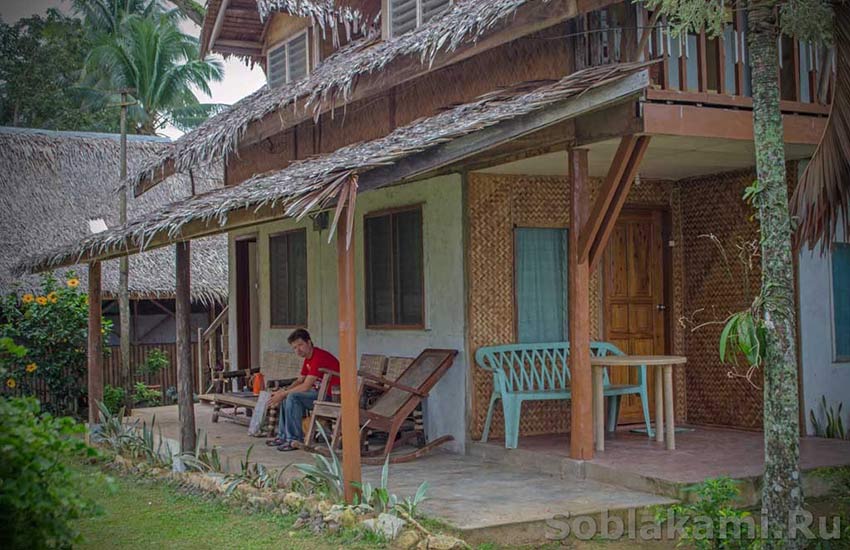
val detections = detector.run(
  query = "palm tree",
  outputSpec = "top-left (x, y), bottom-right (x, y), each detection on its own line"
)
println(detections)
top-left (71, 0), bottom-right (163, 37)
top-left (80, 13), bottom-right (225, 134)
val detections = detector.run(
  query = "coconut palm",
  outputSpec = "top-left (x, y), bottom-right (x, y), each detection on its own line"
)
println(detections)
top-left (80, 13), bottom-right (225, 134)
top-left (71, 0), bottom-right (165, 37)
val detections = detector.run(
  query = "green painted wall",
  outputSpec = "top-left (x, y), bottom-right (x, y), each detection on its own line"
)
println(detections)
top-left (227, 174), bottom-right (468, 452)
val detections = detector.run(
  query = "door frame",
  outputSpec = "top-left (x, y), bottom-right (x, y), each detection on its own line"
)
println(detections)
top-left (234, 235), bottom-right (258, 370)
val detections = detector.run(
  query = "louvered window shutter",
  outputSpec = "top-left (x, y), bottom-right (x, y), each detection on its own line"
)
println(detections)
top-left (267, 43), bottom-right (287, 88)
top-left (286, 32), bottom-right (308, 82)
top-left (421, 0), bottom-right (451, 23)
top-left (390, 0), bottom-right (417, 37)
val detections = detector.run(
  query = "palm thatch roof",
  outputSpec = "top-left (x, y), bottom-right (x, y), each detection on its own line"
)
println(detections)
top-left (1, 127), bottom-right (227, 304)
top-left (135, 0), bottom-right (557, 188)
top-left (791, 1), bottom-right (850, 250)
top-left (18, 62), bottom-right (651, 275)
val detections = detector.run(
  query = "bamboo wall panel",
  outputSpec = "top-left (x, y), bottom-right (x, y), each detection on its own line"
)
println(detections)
top-left (678, 169), bottom-right (763, 429)
top-left (103, 343), bottom-right (200, 399)
top-left (467, 172), bottom-right (685, 440)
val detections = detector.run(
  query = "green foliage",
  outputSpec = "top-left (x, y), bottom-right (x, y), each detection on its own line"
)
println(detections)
top-left (295, 425), bottom-right (345, 501)
top-left (639, 0), bottom-right (834, 43)
top-left (180, 431), bottom-right (223, 473)
top-left (1, 273), bottom-right (112, 418)
top-left (0, 10), bottom-right (119, 131)
top-left (719, 309), bottom-right (767, 369)
top-left (0, 397), bottom-right (102, 549)
top-left (223, 445), bottom-right (288, 493)
top-left (810, 396), bottom-right (848, 440)
top-left (79, 11), bottom-right (225, 134)
top-left (656, 477), bottom-right (760, 549)
top-left (102, 384), bottom-right (127, 415)
top-left (133, 382), bottom-right (162, 407)
top-left (138, 348), bottom-right (169, 376)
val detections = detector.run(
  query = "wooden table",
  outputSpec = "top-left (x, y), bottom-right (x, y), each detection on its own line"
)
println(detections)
top-left (589, 355), bottom-right (687, 451)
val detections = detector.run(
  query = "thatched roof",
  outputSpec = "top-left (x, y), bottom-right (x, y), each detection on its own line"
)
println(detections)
top-left (1, 127), bottom-right (227, 304)
top-left (135, 0), bottom-right (557, 188)
top-left (18, 62), bottom-right (650, 274)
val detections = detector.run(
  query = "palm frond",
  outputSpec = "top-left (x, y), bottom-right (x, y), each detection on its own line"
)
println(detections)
top-left (791, 2), bottom-right (850, 251)
top-left (169, 104), bottom-right (229, 132)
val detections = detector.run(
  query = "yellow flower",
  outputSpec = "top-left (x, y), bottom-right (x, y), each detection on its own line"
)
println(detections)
top-left (25, 363), bottom-right (37, 373)
top-left (47, 292), bottom-right (58, 303)
top-left (6, 378), bottom-right (16, 389)
top-left (67, 278), bottom-right (80, 288)
top-left (22, 293), bottom-right (34, 303)
top-left (36, 296), bottom-right (48, 306)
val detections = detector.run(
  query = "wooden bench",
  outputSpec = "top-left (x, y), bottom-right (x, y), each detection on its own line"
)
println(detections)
top-left (199, 351), bottom-right (303, 431)
top-left (474, 341), bottom-right (652, 449)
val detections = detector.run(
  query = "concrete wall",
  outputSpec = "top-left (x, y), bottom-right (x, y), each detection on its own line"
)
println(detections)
top-left (798, 215), bottom-right (850, 435)
top-left (227, 174), bottom-right (468, 452)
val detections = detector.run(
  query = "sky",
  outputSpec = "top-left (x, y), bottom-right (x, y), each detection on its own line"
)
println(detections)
top-left (0, 0), bottom-right (267, 139)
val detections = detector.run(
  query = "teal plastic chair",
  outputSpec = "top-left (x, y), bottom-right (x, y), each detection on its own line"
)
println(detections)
top-left (474, 341), bottom-right (652, 449)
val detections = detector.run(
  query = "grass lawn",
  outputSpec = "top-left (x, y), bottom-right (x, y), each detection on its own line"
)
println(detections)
top-left (73, 464), bottom-right (384, 550)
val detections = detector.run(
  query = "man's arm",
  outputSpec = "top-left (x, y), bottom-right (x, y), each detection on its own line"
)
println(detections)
top-left (269, 375), bottom-right (317, 406)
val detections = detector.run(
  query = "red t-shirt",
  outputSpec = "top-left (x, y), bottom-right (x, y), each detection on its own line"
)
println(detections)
top-left (301, 347), bottom-right (340, 394)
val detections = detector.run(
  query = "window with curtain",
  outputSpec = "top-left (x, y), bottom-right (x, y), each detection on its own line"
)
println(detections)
top-left (365, 206), bottom-right (424, 328)
top-left (269, 229), bottom-right (307, 327)
top-left (833, 242), bottom-right (850, 361)
top-left (514, 228), bottom-right (568, 343)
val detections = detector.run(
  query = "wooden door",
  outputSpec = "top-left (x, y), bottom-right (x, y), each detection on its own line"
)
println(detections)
top-left (603, 208), bottom-right (667, 424)
top-left (235, 238), bottom-right (257, 371)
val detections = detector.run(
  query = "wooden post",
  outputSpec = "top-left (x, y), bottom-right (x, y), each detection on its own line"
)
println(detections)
top-left (197, 327), bottom-right (203, 394)
top-left (175, 241), bottom-right (196, 452)
top-left (337, 208), bottom-right (362, 502)
top-left (569, 149), bottom-right (593, 460)
top-left (87, 261), bottom-right (103, 425)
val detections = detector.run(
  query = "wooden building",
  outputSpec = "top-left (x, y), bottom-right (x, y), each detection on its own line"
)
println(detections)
top-left (18, 0), bottom-right (843, 491)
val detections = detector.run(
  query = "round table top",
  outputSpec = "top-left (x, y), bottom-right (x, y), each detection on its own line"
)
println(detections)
top-left (590, 355), bottom-right (687, 366)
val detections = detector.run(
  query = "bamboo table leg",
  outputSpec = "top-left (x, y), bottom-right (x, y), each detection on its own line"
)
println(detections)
top-left (663, 364), bottom-right (675, 450)
top-left (594, 366), bottom-right (605, 451)
top-left (654, 364), bottom-right (664, 443)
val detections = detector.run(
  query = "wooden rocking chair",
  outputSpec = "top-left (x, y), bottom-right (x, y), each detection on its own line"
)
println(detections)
top-left (301, 348), bottom-right (458, 464)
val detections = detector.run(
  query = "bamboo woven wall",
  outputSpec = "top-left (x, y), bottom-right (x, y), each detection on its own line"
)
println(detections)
top-left (678, 169), bottom-right (764, 429)
top-left (467, 172), bottom-right (685, 440)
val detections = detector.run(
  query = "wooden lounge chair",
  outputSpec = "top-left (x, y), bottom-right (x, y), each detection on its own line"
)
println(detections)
top-left (302, 348), bottom-right (458, 464)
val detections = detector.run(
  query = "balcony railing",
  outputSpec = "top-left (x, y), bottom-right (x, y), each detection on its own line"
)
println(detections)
top-left (574, 2), bottom-right (833, 115)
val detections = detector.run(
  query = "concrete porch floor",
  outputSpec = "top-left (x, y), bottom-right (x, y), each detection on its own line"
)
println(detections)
top-left (131, 405), bottom-right (675, 543)
top-left (133, 404), bottom-right (672, 543)
top-left (469, 426), bottom-right (850, 504)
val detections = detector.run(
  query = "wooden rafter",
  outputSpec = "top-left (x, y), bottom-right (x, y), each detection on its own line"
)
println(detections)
top-left (587, 135), bottom-right (650, 271)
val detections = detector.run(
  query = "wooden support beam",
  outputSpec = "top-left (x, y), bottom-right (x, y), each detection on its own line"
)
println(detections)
top-left (150, 298), bottom-right (176, 318)
top-left (588, 135), bottom-right (651, 270)
top-left (175, 242), bottom-right (196, 453)
top-left (578, 135), bottom-right (638, 261)
top-left (87, 261), bottom-right (103, 425)
top-left (568, 148), bottom-right (593, 461)
top-left (336, 208), bottom-right (361, 503)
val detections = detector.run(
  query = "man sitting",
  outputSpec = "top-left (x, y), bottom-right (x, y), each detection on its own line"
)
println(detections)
top-left (266, 329), bottom-right (340, 451)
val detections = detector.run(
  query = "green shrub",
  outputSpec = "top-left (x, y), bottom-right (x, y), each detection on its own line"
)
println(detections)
top-left (133, 382), bottom-right (162, 407)
top-left (655, 477), bottom-right (760, 549)
top-left (0, 397), bottom-right (101, 549)
top-left (102, 385), bottom-right (126, 415)
top-left (1, 273), bottom-right (111, 418)
top-left (138, 348), bottom-right (169, 376)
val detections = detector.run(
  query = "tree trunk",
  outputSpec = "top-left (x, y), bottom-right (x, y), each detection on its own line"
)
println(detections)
top-left (747, 1), bottom-right (803, 545)
top-left (119, 92), bottom-right (132, 413)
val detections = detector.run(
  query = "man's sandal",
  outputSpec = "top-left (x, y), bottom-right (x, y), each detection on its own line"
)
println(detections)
top-left (265, 437), bottom-right (286, 447)
top-left (276, 441), bottom-right (298, 452)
